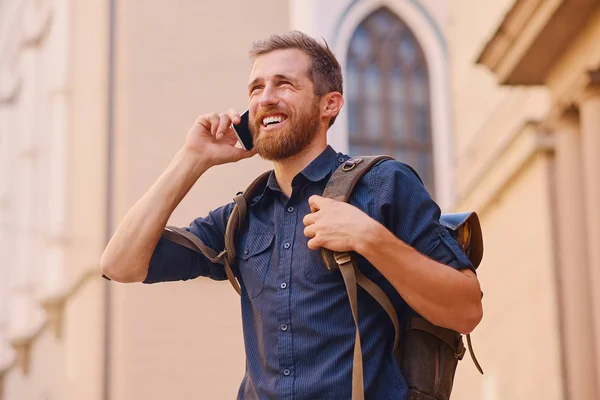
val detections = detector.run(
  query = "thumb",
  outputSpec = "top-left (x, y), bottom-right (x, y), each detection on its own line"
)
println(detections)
top-left (232, 146), bottom-right (257, 161)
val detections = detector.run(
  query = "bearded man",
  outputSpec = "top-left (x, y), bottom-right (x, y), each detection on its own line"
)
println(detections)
top-left (101, 31), bottom-right (482, 400)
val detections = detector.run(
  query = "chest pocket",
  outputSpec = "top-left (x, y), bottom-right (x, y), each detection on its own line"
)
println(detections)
top-left (237, 226), bottom-right (275, 298)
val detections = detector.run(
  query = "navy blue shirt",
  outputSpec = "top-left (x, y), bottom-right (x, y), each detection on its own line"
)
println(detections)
top-left (145, 146), bottom-right (474, 399)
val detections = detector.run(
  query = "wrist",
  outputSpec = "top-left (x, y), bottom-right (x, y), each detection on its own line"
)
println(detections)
top-left (355, 219), bottom-right (386, 256)
top-left (177, 147), bottom-right (212, 176)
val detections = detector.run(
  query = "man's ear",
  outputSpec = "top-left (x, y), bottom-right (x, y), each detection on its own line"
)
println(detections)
top-left (322, 92), bottom-right (344, 120)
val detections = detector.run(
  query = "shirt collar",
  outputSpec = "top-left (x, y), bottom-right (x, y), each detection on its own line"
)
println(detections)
top-left (299, 145), bottom-right (344, 183)
top-left (250, 145), bottom-right (349, 207)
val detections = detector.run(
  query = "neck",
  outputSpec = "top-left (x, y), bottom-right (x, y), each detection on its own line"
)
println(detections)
top-left (272, 135), bottom-right (327, 197)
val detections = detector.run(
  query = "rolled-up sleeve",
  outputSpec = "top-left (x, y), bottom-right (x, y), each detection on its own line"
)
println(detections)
top-left (372, 160), bottom-right (475, 272)
top-left (143, 202), bottom-right (235, 284)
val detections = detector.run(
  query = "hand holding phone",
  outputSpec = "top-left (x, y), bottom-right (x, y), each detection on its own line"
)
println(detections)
top-left (184, 109), bottom-right (255, 168)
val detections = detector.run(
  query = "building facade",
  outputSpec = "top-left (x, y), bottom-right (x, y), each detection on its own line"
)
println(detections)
top-left (0, 0), bottom-right (598, 399)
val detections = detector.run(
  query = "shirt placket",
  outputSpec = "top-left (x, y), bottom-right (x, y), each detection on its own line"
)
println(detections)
top-left (276, 198), bottom-right (298, 399)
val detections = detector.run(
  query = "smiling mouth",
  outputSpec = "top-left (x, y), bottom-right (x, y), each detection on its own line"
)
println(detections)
top-left (261, 114), bottom-right (288, 128)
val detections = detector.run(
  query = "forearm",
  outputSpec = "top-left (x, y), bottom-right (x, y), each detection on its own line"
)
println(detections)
top-left (356, 222), bottom-right (482, 334)
top-left (100, 148), bottom-right (211, 282)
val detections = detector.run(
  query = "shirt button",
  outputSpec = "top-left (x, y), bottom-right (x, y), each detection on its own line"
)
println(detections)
top-left (283, 369), bottom-right (291, 376)
top-left (284, 242), bottom-right (291, 249)
top-left (280, 324), bottom-right (288, 331)
top-left (280, 282), bottom-right (287, 289)
top-left (338, 157), bottom-right (345, 163)
top-left (287, 206), bottom-right (294, 213)
top-left (244, 248), bottom-right (249, 255)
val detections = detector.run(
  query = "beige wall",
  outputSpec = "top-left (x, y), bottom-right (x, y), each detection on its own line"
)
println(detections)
top-left (452, 153), bottom-right (563, 399)
top-left (108, 1), bottom-right (289, 399)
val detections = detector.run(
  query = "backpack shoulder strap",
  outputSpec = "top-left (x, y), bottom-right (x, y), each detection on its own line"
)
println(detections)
top-left (320, 155), bottom-right (393, 268)
top-left (222, 170), bottom-right (272, 295)
top-left (320, 155), bottom-right (397, 400)
top-left (161, 170), bottom-right (271, 296)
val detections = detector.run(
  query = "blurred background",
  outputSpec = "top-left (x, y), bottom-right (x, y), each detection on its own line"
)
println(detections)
top-left (1, 0), bottom-right (599, 399)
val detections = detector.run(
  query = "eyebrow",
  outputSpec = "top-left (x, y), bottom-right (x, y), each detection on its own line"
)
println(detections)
top-left (248, 74), bottom-right (298, 90)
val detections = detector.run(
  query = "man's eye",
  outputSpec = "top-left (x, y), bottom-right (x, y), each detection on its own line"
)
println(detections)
top-left (278, 81), bottom-right (291, 87)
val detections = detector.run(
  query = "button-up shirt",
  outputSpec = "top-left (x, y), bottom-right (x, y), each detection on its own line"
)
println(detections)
top-left (145, 146), bottom-right (474, 399)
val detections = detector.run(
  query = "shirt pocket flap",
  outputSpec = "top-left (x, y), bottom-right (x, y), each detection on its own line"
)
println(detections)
top-left (239, 220), bottom-right (275, 261)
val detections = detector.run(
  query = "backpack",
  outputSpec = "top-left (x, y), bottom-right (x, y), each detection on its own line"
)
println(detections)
top-left (163, 155), bottom-right (484, 400)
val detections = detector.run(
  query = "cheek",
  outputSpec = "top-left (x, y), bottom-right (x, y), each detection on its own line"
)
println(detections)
top-left (248, 98), bottom-right (259, 117)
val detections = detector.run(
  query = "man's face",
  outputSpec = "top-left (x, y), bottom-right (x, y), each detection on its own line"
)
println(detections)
top-left (248, 49), bottom-right (322, 161)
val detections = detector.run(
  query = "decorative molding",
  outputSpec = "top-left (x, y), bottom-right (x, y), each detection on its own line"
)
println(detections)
top-left (0, 80), bottom-right (22, 106)
top-left (580, 70), bottom-right (600, 101)
top-left (1, 268), bottom-right (98, 379)
top-left (477, 0), bottom-right (598, 85)
top-left (332, 0), bottom-right (446, 53)
top-left (456, 121), bottom-right (554, 215)
top-left (0, 369), bottom-right (5, 400)
top-left (22, 7), bottom-right (53, 49)
top-left (551, 68), bottom-right (600, 108)
top-left (40, 297), bottom-right (65, 339)
top-left (10, 335), bottom-right (33, 375)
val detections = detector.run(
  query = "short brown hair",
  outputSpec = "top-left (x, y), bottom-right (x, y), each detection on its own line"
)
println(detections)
top-left (249, 31), bottom-right (343, 127)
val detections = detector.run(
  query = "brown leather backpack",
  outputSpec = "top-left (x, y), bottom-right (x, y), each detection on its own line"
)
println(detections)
top-left (163, 155), bottom-right (484, 400)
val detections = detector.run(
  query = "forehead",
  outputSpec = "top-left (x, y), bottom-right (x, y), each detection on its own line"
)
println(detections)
top-left (249, 48), bottom-right (311, 82)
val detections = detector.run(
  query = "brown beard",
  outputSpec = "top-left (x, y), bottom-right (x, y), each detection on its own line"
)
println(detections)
top-left (250, 98), bottom-right (321, 161)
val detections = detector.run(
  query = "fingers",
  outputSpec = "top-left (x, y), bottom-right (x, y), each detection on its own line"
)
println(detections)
top-left (307, 237), bottom-right (321, 250)
top-left (216, 113), bottom-right (232, 140)
top-left (303, 224), bottom-right (316, 238)
top-left (302, 211), bottom-right (318, 226)
top-left (228, 108), bottom-right (241, 125)
top-left (203, 113), bottom-right (218, 136)
top-left (199, 110), bottom-right (241, 140)
top-left (308, 195), bottom-right (326, 213)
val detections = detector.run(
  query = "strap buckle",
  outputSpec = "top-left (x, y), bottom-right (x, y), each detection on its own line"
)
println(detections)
top-left (455, 337), bottom-right (466, 360)
top-left (342, 158), bottom-right (364, 172)
top-left (334, 251), bottom-right (352, 265)
top-left (217, 249), bottom-right (227, 260)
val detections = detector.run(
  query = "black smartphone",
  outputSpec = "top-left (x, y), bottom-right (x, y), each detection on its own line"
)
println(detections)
top-left (232, 109), bottom-right (253, 151)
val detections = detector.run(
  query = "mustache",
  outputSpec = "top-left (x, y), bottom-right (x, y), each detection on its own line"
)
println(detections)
top-left (254, 107), bottom-right (289, 122)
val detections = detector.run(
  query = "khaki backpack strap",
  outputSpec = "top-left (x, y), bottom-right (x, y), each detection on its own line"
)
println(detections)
top-left (466, 333), bottom-right (484, 374)
top-left (333, 252), bottom-right (364, 400)
top-left (223, 255), bottom-right (241, 295)
top-left (163, 226), bottom-right (224, 264)
top-left (354, 266), bottom-right (400, 352)
top-left (223, 171), bottom-right (272, 295)
top-left (321, 156), bottom-right (393, 271)
top-left (407, 317), bottom-right (465, 358)
top-left (321, 156), bottom-right (395, 400)
top-left (160, 171), bottom-right (271, 295)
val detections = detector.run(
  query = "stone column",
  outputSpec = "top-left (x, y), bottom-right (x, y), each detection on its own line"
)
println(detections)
top-left (553, 110), bottom-right (598, 400)
top-left (0, 105), bottom-right (13, 371)
top-left (9, 47), bottom-right (40, 342)
top-left (579, 78), bottom-right (600, 393)
top-left (40, 0), bottom-right (70, 300)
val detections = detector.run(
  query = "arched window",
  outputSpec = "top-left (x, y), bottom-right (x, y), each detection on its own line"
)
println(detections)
top-left (347, 7), bottom-right (434, 192)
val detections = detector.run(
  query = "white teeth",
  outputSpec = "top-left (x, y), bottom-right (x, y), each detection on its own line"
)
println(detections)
top-left (263, 115), bottom-right (284, 126)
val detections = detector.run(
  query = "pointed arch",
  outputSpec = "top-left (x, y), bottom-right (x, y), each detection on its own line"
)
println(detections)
top-left (345, 7), bottom-right (434, 192)
top-left (327, 0), bottom-right (455, 209)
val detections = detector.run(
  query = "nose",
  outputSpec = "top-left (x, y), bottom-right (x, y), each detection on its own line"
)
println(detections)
top-left (258, 85), bottom-right (280, 108)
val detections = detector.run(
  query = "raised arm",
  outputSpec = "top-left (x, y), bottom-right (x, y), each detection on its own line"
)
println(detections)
top-left (100, 110), bottom-right (255, 283)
